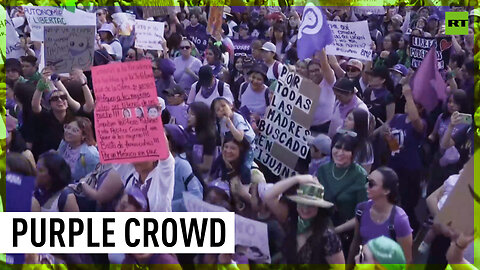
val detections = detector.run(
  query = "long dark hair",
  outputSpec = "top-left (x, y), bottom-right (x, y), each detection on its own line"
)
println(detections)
top-left (13, 82), bottom-right (35, 120)
top-left (283, 200), bottom-right (333, 263)
top-left (38, 152), bottom-right (72, 193)
top-left (442, 89), bottom-right (468, 119)
top-left (271, 22), bottom-right (289, 54)
top-left (350, 108), bottom-right (372, 164)
top-left (187, 102), bottom-right (216, 147)
top-left (6, 152), bottom-right (36, 176)
top-left (376, 166), bottom-right (400, 204)
top-left (331, 133), bottom-right (359, 162)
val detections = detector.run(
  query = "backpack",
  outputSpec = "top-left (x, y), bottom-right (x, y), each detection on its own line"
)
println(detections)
top-left (196, 80), bottom-right (225, 97)
top-left (239, 82), bottom-right (270, 107)
top-left (356, 202), bottom-right (397, 240)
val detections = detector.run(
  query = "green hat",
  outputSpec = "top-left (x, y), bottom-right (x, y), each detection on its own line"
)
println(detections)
top-left (287, 183), bottom-right (333, 208)
top-left (367, 236), bottom-right (406, 270)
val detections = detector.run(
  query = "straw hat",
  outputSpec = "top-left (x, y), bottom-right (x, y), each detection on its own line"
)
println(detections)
top-left (287, 183), bottom-right (333, 208)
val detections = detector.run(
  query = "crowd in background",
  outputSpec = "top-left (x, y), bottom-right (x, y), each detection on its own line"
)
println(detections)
top-left (1, 3), bottom-right (479, 269)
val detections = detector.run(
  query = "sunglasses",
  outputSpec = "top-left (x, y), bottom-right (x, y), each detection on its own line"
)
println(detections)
top-left (152, 67), bottom-right (159, 70)
top-left (49, 94), bottom-right (68, 102)
top-left (96, 12), bottom-right (105, 16)
top-left (346, 67), bottom-right (360, 72)
top-left (180, 46), bottom-right (191, 50)
top-left (358, 245), bottom-right (365, 263)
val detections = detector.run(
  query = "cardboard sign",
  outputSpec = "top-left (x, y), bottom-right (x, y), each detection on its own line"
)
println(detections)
top-left (235, 215), bottom-right (271, 263)
top-left (91, 60), bottom-right (169, 163)
top-left (142, 6), bottom-right (170, 19)
top-left (255, 66), bottom-right (321, 177)
top-left (183, 192), bottom-right (271, 263)
top-left (183, 192), bottom-right (228, 213)
top-left (435, 157), bottom-right (475, 236)
top-left (410, 36), bottom-right (452, 70)
top-left (325, 20), bottom-right (373, 61)
top-left (206, 5), bottom-right (224, 38)
top-left (135, 20), bottom-right (165, 51)
top-left (352, 6), bottom-right (385, 15)
top-left (23, 6), bottom-right (95, 41)
top-left (6, 173), bottom-right (35, 212)
top-left (44, 26), bottom-right (95, 73)
top-left (5, 11), bottom-right (26, 59)
top-left (112, 12), bottom-right (136, 36)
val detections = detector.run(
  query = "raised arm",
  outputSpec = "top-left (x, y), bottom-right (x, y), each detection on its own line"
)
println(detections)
top-left (70, 69), bottom-right (95, 113)
top-left (402, 83), bottom-right (425, 134)
top-left (328, 54), bottom-right (346, 79)
top-left (55, 79), bottom-right (81, 112)
top-left (318, 49), bottom-right (335, 85)
top-left (264, 175), bottom-right (317, 224)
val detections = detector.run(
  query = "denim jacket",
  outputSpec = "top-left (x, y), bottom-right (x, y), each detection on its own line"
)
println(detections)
top-left (58, 140), bottom-right (100, 182)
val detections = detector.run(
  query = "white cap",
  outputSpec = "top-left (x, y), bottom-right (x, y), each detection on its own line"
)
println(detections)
top-left (261, 42), bottom-right (276, 53)
top-left (157, 97), bottom-right (166, 113)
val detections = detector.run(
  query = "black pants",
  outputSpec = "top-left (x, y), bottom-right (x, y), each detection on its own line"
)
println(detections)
top-left (425, 234), bottom-right (450, 270)
top-left (393, 167), bottom-right (422, 235)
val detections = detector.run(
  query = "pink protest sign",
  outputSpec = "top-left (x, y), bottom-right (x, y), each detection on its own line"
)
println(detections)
top-left (91, 60), bottom-right (169, 163)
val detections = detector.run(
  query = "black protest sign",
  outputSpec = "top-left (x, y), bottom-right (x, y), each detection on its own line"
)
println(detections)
top-left (44, 25), bottom-right (95, 73)
top-left (232, 38), bottom-right (252, 56)
top-left (410, 35), bottom-right (452, 70)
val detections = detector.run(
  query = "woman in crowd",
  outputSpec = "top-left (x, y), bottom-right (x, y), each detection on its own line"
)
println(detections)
top-left (173, 38), bottom-right (202, 92)
top-left (375, 32), bottom-right (401, 69)
top-left (98, 23), bottom-right (122, 61)
top-left (427, 89), bottom-right (470, 195)
top-left (186, 102), bottom-right (217, 179)
top-left (264, 175), bottom-right (345, 264)
top-left (238, 64), bottom-right (270, 119)
top-left (13, 82), bottom-right (36, 151)
top-left (204, 43), bottom-right (228, 82)
top-left (153, 58), bottom-right (177, 99)
top-left (384, 83), bottom-right (427, 234)
top-left (270, 22), bottom-right (292, 61)
top-left (341, 108), bottom-right (375, 173)
top-left (5, 115), bottom-right (36, 169)
top-left (164, 124), bottom-right (204, 212)
top-left (348, 167), bottom-right (413, 264)
top-left (187, 65), bottom-right (234, 107)
top-left (317, 133), bottom-right (368, 257)
top-left (57, 117), bottom-right (99, 182)
top-left (354, 236), bottom-right (407, 269)
top-left (31, 152), bottom-right (79, 212)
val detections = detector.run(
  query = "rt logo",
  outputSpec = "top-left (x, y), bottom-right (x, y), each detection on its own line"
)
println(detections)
top-left (445, 12), bottom-right (469, 35)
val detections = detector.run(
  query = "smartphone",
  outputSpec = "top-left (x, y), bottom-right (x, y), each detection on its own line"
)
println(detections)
top-left (457, 113), bottom-right (472, 125)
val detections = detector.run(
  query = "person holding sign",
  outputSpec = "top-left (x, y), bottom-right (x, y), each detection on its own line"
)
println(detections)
top-left (263, 175), bottom-right (345, 265)
top-left (98, 23), bottom-right (122, 61)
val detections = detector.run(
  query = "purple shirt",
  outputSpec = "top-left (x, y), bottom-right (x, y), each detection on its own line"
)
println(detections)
top-left (328, 96), bottom-right (368, 138)
top-left (357, 200), bottom-right (412, 244)
top-left (166, 103), bottom-right (189, 128)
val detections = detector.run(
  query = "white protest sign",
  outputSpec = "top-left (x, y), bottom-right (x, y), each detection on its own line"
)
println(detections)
top-left (112, 13), bottom-right (135, 36)
top-left (23, 6), bottom-right (96, 41)
top-left (352, 6), bottom-right (385, 15)
top-left (183, 192), bottom-right (229, 213)
top-left (235, 215), bottom-right (271, 263)
top-left (325, 20), bottom-right (373, 61)
top-left (135, 20), bottom-right (165, 51)
top-left (5, 11), bottom-right (26, 60)
top-left (44, 26), bottom-right (95, 73)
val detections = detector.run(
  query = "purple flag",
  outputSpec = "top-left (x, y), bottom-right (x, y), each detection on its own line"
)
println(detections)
top-left (411, 46), bottom-right (447, 113)
top-left (297, 3), bottom-right (333, 60)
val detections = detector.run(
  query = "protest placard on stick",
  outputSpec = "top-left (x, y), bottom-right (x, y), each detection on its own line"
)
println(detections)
top-left (44, 26), bottom-right (95, 73)
top-left (135, 20), bottom-right (165, 51)
top-left (325, 20), bottom-right (373, 61)
top-left (91, 60), bottom-right (169, 163)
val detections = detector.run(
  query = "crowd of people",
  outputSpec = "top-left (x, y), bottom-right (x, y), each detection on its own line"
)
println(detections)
top-left (1, 3), bottom-right (479, 269)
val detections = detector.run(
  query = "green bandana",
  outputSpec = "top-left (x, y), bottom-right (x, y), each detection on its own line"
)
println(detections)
top-left (297, 216), bottom-right (314, 234)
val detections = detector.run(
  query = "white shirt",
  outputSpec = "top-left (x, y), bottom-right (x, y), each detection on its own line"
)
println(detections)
top-left (239, 83), bottom-right (268, 116)
top-left (187, 80), bottom-right (234, 107)
top-left (266, 61), bottom-right (284, 81)
top-left (437, 173), bottom-right (459, 210)
top-left (312, 78), bottom-right (336, 126)
top-left (117, 154), bottom-right (175, 212)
